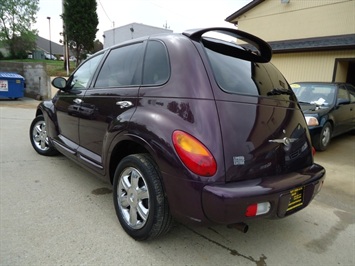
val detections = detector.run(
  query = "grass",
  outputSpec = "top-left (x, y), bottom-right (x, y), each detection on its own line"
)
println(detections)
top-left (2, 59), bottom-right (77, 77)
top-left (45, 60), bottom-right (77, 76)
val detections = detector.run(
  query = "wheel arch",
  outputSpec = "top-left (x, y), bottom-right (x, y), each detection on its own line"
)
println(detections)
top-left (108, 136), bottom-right (158, 185)
top-left (319, 114), bottom-right (334, 135)
top-left (35, 108), bottom-right (44, 117)
top-left (323, 119), bottom-right (334, 135)
top-left (327, 119), bottom-right (334, 131)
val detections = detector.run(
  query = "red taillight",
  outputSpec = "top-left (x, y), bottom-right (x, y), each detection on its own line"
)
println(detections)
top-left (245, 202), bottom-right (271, 217)
top-left (245, 204), bottom-right (258, 217)
top-left (312, 146), bottom-right (316, 156)
top-left (172, 130), bottom-right (217, 177)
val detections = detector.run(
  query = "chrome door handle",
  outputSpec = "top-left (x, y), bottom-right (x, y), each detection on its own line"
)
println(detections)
top-left (73, 98), bottom-right (83, 104)
top-left (116, 101), bottom-right (133, 109)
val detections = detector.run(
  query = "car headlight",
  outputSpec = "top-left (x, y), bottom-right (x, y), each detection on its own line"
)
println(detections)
top-left (305, 116), bottom-right (319, 126)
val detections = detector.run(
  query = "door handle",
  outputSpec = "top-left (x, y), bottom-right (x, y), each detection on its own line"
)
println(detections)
top-left (73, 98), bottom-right (83, 104)
top-left (116, 101), bottom-right (133, 109)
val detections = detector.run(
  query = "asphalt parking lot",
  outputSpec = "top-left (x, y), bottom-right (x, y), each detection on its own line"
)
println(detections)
top-left (1, 98), bottom-right (354, 266)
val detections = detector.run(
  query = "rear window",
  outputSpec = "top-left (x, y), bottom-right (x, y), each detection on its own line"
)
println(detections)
top-left (205, 46), bottom-right (291, 97)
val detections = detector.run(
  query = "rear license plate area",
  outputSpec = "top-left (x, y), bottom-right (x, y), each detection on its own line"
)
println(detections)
top-left (286, 186), bottom-right (304, 213)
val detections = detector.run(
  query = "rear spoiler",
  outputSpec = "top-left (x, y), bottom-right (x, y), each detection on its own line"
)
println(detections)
top-left (183, 27), bottom-right (272, 63)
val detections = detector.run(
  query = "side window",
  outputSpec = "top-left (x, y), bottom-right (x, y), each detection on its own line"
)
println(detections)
top-left (94, 42), bottom-right (143, 88)
top-left (337, 86), bottom-right (350, 102)
top-left (142, 40), bottom-right (170, 85)
top-left (70, 53), bottom-right (104, 90)
top-left (346, 85), bottom-right (355, 103)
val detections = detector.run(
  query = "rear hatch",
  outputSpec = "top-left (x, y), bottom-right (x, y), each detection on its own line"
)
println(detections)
top-left (186, 28), bottom-right (314, 182)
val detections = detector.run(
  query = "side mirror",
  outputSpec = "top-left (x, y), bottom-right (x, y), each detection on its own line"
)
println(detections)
top-left (52, 77), bottom-right (67, 90)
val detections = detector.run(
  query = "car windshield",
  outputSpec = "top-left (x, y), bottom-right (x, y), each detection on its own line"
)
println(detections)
top-left (291, 83), bottom-right (336, 106)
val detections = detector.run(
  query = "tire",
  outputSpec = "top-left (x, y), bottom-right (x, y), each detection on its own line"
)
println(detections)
top-left (29, 115), bottom-right (58, 156)
top-left (113, 154), bottom-right (173, 240)
top-left (314, 122), bottom-right (332, 151)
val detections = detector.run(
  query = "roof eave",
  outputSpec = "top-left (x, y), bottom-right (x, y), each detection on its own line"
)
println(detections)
top-left (272, 45), bottom-right (355, 54)
top-left (225, 0), bottom-right (265, 24)
top-left (239, 34), bottom-right (355, 54)
top-left (271, 34), bottom-right (355, 53)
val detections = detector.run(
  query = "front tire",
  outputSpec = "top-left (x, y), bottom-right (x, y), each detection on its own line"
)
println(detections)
top-left (113, 154), bottom-right (173, 240)
top-left (314, 122), bottom-right (332, 151)
top-left (29, 115), bottom-right (58, 156)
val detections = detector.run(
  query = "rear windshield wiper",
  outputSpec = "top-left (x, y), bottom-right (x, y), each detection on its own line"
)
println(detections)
top-left (267, 88), bottom-right (291, 96)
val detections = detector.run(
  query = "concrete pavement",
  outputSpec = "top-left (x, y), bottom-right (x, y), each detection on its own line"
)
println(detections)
top-left (1, 98), bottom-right (354, 266)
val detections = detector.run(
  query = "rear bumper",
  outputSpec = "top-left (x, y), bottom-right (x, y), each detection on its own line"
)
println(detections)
top-left (202, 164), bottom-right (325, 224)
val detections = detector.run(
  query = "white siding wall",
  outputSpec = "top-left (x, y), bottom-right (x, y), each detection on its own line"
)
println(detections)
top-left (271, 50), bottom-right (355, 83)
top-left (236, 0), bottom-right (355, 42)
top-left (103, 23), bottom-right (173, 48)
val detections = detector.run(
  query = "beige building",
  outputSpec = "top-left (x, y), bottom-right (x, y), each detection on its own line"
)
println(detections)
top-left (226, 0), bottom-right (355, 85)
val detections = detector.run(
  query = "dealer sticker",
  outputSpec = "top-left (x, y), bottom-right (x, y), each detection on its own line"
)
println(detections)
top-left (286, 187), bottom-right (304, 212)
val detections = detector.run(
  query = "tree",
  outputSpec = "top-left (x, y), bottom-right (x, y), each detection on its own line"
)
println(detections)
top-left (62, 0), bottom-right (98, 65)
top-left (0, 0), bottom-right (39, 58)
top-left (91, 39), bottom-right (103, 53)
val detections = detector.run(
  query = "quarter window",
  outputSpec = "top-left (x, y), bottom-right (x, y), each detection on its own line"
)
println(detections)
top-left (142, 41), bottom-right (170, 85)
top-left (95, 42), bottom-right (144, 88)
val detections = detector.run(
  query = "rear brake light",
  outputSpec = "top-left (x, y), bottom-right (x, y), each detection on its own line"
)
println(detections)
top-left (312, 146), bottom-right (316, 156)
top-left (172, 130), bottom-right (217, 177)
top-left (245, 202), bottom-right (271, 217)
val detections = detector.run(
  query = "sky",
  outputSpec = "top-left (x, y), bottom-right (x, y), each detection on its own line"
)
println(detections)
top-left (34, 0), bottom-right (252, 45)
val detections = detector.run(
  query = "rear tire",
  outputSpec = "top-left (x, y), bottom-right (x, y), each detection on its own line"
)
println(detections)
top-left (113, 154), bottom-right (173, 240)
top-left (314, 122), bottom-right (332, 151)
top-left (29, 115), bottom-right (58, 156)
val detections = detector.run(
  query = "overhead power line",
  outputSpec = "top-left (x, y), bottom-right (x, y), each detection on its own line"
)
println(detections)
top-left (98, 0), bottom-right (112, 24)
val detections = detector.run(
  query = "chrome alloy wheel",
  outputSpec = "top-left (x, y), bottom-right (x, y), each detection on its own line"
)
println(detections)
top-left (117, 167), bottom-right (150, 229)
top-left (32, 119), bottom-right (50, 152)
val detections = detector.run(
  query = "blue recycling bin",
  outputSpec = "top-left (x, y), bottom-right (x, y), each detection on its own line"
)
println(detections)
top-left (0, 72), bottom-right (25, 99)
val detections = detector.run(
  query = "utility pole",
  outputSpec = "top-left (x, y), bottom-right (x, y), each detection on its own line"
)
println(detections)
top-left (163, 21), bottom-right (170, 29)
top-left (62, 0), bottom-right (69, 75)
top-left (47, 17), bottom-right (52, 58)
top-left (113, 21), bottom-right (115, 45)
